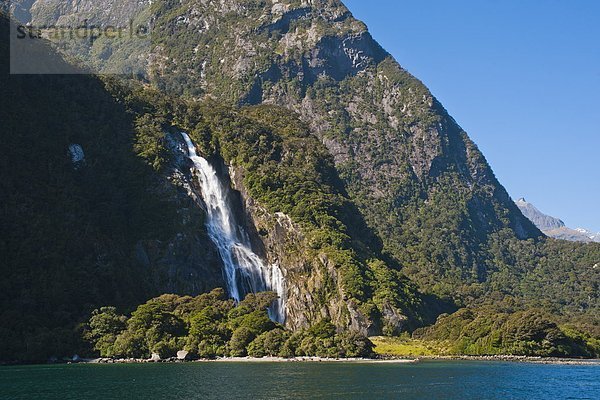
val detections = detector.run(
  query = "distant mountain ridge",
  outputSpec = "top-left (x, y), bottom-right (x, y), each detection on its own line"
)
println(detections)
top-left (515, 198), bottom-right (599, 243)
top-left (575, 228), bottom-right (600, 242)
top-left (514, 198), bottom-right (565, 231)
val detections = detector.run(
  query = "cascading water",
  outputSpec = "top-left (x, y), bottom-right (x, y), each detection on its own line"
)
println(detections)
top-left (181, 132), bottom-right (286, 323)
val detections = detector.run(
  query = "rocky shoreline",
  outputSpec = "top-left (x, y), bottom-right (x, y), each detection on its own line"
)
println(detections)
top-left (88, 356), bottom-right (418, 364)
top-left (80, 355), bottom-right (600, 366)
top-left (395, 355), bottom-right (600, 365)
top-left (3, 355), bottom-right (599, 366)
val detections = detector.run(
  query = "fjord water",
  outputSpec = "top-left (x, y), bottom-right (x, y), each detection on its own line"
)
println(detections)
top-left (2, 361), bottom-right (598, 399)
top-left (181, 133), bottom-right (286, 322)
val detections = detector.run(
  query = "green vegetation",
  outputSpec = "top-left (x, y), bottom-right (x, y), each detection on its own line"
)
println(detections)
top-left (2, 6), bottom-right (600, 365)
top-left (0, 16), bottom-right (183, 363)
top-left (485, 232), bottom-right (600, 317)
top-left (188, 102), bottom-right (419, 307)
top-left (372, 307), bottom-right (600, 359)
top-left (371, 335), bottom-right (442, 357)
top-left (129, 0), bottom-right (600, 324)
top-left (0, 13), bottom-right (392, 362)
top-left (85, 289), bottom-right (374, 359)
top-left (104, 0), bottom-right (600, 339)
top-left (122, 84), bottom-right (432, 329)
top-left (412, 307), bottom-right (600, 358)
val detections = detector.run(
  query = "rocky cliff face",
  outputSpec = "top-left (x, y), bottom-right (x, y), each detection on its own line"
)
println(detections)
top-left (4, 5), bottom-right (600, 363)
top-left (228, 164), bottom-right (378, 334)
top-left (173, 2), bottom-right (539, 247)
top-left (4, 0), bottom-right (35, 22)
top-left (136, 133), bottom-right (226, 296)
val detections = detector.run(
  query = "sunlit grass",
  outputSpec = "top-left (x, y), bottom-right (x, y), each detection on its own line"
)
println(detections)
top-left (370, 336), bottom-right (448, 357)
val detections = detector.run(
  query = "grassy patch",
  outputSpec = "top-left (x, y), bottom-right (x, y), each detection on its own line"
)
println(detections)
top-left (370, 336), bottom-right (447, 357)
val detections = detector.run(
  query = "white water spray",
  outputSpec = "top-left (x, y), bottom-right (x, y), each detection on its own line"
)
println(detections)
top-left (181, 132), bottom-right (286, 323)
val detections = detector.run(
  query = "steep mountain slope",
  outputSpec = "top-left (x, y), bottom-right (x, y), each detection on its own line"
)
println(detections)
top-left (19, 0), bottom-right (542, 299)
top-left (516, 198), bottom-right (599, 243)
top-left (0, 15), bottom-right (228, 360)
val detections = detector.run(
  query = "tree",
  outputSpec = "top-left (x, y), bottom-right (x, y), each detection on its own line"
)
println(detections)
top-left (87, 307), bottom-right (127, 357)
top-left (336, 331), bottom-right (374, 358)
top-left (229, 327), bottom-right (255, 357)
top-left (248, 329), bottom-right (289, 357)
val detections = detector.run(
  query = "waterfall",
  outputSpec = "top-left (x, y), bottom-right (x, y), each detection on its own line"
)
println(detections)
top-left (181, 132), bottom-right (286, 323)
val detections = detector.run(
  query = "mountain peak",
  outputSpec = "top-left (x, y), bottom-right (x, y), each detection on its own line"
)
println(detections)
top-left (515, 198), bottom-right (599, 243)
top-left (515, 198), bottom-right (565, 231)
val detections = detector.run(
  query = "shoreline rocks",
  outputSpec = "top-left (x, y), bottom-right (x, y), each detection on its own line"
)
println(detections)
top-left (4, 355), bottom-right (599, 367)
top-left (82, 355), bottom-right (600, 366)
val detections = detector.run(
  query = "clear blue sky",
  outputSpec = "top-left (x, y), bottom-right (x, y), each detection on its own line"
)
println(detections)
top-left (344, 0), bottom-right (600, 232)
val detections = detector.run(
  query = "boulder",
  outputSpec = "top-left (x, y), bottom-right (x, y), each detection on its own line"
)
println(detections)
top-left (177, 350), bottom-right (190, 360)
top-left (149, 353), bottom-right (161, 362)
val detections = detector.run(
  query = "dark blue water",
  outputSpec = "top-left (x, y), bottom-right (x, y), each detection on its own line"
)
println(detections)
top-left (1, 361), bottom-right (598, 399)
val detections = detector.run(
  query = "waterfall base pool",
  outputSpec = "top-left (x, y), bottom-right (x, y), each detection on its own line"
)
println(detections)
top-left (2, 360), bottom-right (598, 399)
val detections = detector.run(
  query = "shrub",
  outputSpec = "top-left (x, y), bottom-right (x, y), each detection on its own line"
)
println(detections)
top-left (228, 326), bottom-right (256, 357)
top-left (248, 329), bottom-right (289, 357)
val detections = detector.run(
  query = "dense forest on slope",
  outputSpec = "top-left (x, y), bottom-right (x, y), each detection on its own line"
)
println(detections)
top-left (2, 0), bottom-right (600, 363)
top-left (111, 79), bottom-right (441, 334)
top-left (413, 306), bottom-right (600, 358)
top-left (0, 15), bottom-right (184, 361)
